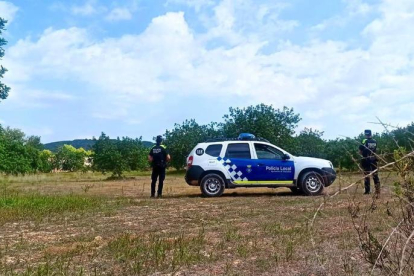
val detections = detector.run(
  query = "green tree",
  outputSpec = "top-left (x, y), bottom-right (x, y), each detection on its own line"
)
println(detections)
top-left (55, 145), bottom-right (88, 172)
top-left (119, 137), bottom-right (148, 171)
top-left (2, 127), bottom-right (25, 143)
top-left (0, 125), bottom-right (33, 175)
top-left (38, 150), bottom-right (55, 173)
top-left (0, 126), bottom-right (50, 174)
top-left (325, 138), bottom-right (360, 171)
top-left (376, 123), bottom-right (414, 161)
top-left (92, 133), bottom-right (127, 177)
top-left (24, 136), bottom-right (44, 172)
top-left (0, 18), bottom-right (10, 101)
top-left (293, 128), bottom-right (326, 158)
top-left (164, 120), bottom-right (221, 170)
top-left (26, 136), bottom-right (43, 150)
top-left (221, 104), bottom-right (301, 151)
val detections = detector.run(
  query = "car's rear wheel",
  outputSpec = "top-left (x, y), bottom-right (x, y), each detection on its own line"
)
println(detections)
top-left (300, 171), bottom-right (324, 196)
top-left (200, 173), bottom-right (225, 197)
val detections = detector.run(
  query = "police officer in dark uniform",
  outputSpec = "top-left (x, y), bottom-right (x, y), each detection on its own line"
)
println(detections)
top-left (148, 135), bottom-right (171, 198)
top-left (359, 130), bottom-right (380, 195)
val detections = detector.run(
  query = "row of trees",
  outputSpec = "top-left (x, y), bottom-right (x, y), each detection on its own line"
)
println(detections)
top-left (164, 104), bottom-right (414, 171)
top-left (0, 125), bottom-right (149, 176)
top-left (0, 125), bottom-right (92, 174)
top-left (1, 104), bottom-right (413, 176)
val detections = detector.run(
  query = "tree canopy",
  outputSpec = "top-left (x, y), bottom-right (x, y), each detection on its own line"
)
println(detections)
top-left (0, 105), bottom-right (413, 175)
top-left (92, 133), bottom-right (148, 177)
top-left (162, 106), bottom-right (414, 170)
top-left (221, 104), bottom-right (301, 151)
top-left (55, 145), bottom-right (91, 172)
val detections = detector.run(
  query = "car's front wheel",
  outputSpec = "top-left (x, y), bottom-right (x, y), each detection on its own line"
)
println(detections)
top-left (300, 171), bottom-right (324, 196)
top-left (200, 173), bottom-right (225, 197)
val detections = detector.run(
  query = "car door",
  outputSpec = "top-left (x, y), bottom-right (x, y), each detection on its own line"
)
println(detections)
top-left (248, 143), bottom-right (295, 184)
top-left (221, 142), bottom-right (253, 184)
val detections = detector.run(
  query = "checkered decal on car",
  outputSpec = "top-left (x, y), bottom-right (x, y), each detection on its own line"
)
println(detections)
top-left (217, 157), bottom-right (248, 182)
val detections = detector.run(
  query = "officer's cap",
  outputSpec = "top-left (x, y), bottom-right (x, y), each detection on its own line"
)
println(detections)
top-left (364, 129), bottom-right (372, 136)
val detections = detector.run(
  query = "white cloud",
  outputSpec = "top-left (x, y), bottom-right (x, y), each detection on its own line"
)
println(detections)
top-left (58, 1), bottom-right (138, 21)
top-left (30, 90), bottom-right (75, 101)
top-left (311, 0), bottom-right (374, 32)
top-left (71, 0), bottom-right (102, 16)
top-left (167, 0), bottom-right (215, 12)
top-left (3, 0), bottom-right (414, 138)
top-left (0, 1), bottom-right (18, 23)
top-left (105, 7), bottom-right (133, 21)
top-left (48, 2), bottom-right (67, 12)
top-left (200, 0), bottom-right (298, 45)
top-left (345, 0), bottom-right (373, 16)
top-left (4, 11), bottom-right (304, 120)
top-left (3, 84), bottom-right (75, 108)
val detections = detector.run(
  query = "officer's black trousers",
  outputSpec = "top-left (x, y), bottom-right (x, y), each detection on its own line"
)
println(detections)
top-left (151, 166), bottom-right (166, 196)
top-left (362, 161), bottom-right (380, 193)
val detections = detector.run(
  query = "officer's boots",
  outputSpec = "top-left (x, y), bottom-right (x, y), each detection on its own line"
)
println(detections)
top-left (364, 179), bottom-right (371, 195)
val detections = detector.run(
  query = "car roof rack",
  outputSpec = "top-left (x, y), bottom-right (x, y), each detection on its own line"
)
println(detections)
top-left (204, 137), bottom-right (270, 143)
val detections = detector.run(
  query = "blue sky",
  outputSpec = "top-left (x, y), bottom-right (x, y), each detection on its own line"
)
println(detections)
top-left (0, 0), bottom-right (413, 143)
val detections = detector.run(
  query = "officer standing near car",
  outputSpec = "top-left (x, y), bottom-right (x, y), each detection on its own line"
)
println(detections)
top-left (148, 135), bottom-right (171, 198)
top-left (359, 130), bottom-right (380, 196)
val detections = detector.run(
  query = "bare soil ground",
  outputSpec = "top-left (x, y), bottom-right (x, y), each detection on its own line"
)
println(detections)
top-left (0, 171), bottom-right (399, 275)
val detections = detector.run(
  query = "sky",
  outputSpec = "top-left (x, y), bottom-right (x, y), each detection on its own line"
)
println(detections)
top-left (0, 0), bottom-right (413, 143)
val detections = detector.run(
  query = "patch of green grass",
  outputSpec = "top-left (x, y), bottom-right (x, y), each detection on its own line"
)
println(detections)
top-left (224, 226), bottom-right (241, 242)
top-left (108, 228), bottom-right (207, 275)
top-left (0, 169), bottom-right (185, 185)
top-left (0, 189), bottom-right (128, 225)
top-left (263, 222), bottom-right (308, 237)
top-left (0, 172), bottom-right (106, 184)
top-left (1, 256), bottom-right (91, 276)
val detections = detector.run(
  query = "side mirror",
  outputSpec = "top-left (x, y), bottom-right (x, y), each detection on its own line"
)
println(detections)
top-left (282, 154), bottom-right (290, 160)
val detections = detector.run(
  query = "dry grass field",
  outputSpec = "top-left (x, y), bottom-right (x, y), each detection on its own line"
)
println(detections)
top-left (0, 171), bottom-right (400, 275)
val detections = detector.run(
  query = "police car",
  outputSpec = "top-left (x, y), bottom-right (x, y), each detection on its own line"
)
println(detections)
top-left (185, 134), bottom-right (336, 197)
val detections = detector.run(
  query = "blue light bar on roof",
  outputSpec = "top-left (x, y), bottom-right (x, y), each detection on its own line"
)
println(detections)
top-left (238, 133), bottom-right (256, 140)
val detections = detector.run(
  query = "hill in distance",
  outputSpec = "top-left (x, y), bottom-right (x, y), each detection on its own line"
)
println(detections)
top-left (43, 139), bottom-right (154, 152)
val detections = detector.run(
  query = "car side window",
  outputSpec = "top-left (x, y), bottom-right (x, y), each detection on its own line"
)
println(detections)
top-left (225, 143), bottom-right (251, 159)
top-left (254, 143), bottom-right (283, 160)
top-left (205, 144), bottom-right (223, 157)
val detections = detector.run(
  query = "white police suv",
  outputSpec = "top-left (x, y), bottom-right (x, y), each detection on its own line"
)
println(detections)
top-left (185, 134), bottom-right (336, 197)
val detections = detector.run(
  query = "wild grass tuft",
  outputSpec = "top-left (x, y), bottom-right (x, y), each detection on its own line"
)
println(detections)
top-left (108, 228), bottom-right (207, 275)
top-left (0, 186), bottom-right (129, 225)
